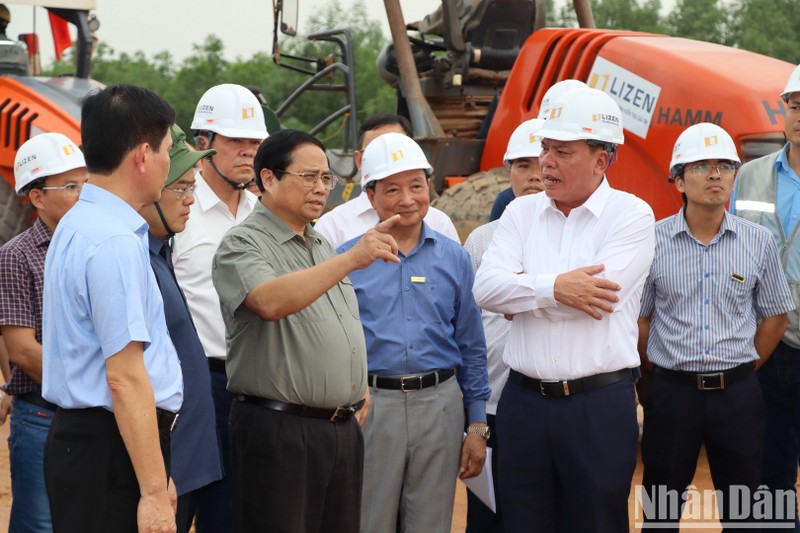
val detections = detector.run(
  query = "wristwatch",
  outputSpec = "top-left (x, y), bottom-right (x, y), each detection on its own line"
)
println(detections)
top-left (466, 424), bottom-right (491, 440)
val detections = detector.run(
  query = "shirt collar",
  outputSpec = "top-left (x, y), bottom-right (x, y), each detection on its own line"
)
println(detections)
top-left (254, 201), bottom-right (323, 245)
top-left (670, 206), bottom-right (737, 240)
top-left (775, 143), bottom-right (792, 173)
top-left (30, 217), bottom-right (53, 249)
top-left (352, 191), bottom-right (373, 215)
top-left (80, 183), bottom-right (148, 236)
top-left (539, 176), bottom-right (611, 219)
top-left (194, 171), bottom-right (257, 214)
top-left (147, 232), bottom-right (166, 256)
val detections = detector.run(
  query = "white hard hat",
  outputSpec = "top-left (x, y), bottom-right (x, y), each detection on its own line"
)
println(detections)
top-left (191, 84), bottom-right (268, 140)
top-left (503, 118), bottom-right (544, 167)
top-left (14, 133), bottom-right (86, 196)
top-left (538, 79), bottom-right (588, 120)
top-left (781, 63), bottom-right (800, 102)
top-left (536, 87), bottom-right (625, 146)
top-left (361, 132), bottom-right (432, 188)
top-left (669, 122), bottom-right (740, 180)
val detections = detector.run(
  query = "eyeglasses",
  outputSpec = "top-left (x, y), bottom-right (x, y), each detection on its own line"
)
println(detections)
top-left (163, 183), bottom-right (197, 200)
top-left (279, 169), bottom-right (338, 190)
top-left (41, 182), bottom-right (84, 195)
top-left (686, 164), bottom-right (737, 177)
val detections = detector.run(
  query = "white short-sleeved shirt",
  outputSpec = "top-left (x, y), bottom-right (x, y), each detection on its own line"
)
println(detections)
top-left (173, 172), bottom-right (257, 360)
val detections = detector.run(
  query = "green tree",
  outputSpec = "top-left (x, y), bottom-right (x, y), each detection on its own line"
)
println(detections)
top-left (665, 0), bottom-right (731, 45)
top-left (727, 0), bottom-right (800, 64)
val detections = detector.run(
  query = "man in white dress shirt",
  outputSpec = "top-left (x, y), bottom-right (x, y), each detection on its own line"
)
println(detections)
top-left (172, 83), bottom-right (268, 533)
top-left (473, 87), bottom-right (655, 533)
top-left (314, 113), bottom-right (459, 247)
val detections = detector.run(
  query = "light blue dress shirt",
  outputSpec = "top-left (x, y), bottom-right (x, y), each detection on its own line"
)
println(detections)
top-left (730, 143), bottom-right (800, 236)
top-left (338, 222), bottom-right (490, 423)
top-left (41, 184), bottom-right (183, 412)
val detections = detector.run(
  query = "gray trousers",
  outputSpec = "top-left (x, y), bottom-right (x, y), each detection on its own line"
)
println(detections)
top-left (361, 375), bottom-right (465, 533)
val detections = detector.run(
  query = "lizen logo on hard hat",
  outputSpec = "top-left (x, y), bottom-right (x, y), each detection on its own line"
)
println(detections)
top-left (528, 133), bottom-right (541, 143)
top-left (242, 107), bottom-right (255, 120)
top-left (592, 113), bottom-right (620, 125)
top-left (62, 144), bottom-right (76, 156)
top-left (548, 107), bottom-right (563, 120)
top-left (391, 150), bottom-right (404, 162)
top-left (15, 154), bottom-right (36, 170)
top-left (197, 104), bottom-right (214, 114)
top-left (704, 135), bottom-right (718, 147)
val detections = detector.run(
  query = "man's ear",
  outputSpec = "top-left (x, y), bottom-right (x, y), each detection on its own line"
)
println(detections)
top-left (28, 188), bottom-right (45, 211)
top-left (131, 143), bottom-right (149, 174)
top-left (596, 150), bottom-right (611, 173)
top-left (365, 185), bottom-right (376, 207)
top-left (260, 168), bottom-right (275, 190)
top-left (195, 135), bottom-right (209, 150)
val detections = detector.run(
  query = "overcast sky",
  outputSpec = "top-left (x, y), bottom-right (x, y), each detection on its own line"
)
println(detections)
top-left (7, 0), bottom-right (679, 68)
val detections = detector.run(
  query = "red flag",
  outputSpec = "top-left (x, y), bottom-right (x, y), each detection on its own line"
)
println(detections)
top-left (48, 11), bottom-right (72, 61)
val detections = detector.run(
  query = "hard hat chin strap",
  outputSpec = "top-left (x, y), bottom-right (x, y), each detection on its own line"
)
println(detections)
top-left (154, 202), bottom-right (176, 239)
top-left (201, 131), bottom-right (254, 191)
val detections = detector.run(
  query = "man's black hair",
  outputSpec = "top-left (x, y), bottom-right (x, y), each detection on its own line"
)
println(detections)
top-left (357, 113), bottom-right (412, 150)
top-left (253, 129), bottom-right (326, 193)
top-left (81, 84), bottom-right (175, 175)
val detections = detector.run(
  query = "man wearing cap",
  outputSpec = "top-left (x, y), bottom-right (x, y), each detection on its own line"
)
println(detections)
top-left (0, 132), bottom-right (86, 533)
top-left (639, 123), bottom-right (793, 529)
top-left (730, 63), bottom-right (800, 528)
top-left (41, 85), bottom-right (182, 533)
top-left (338, 132), bottom-right (490, 533)
top-left (474, 87), bottom-right (655, 532)
top-left (314, 113), bottom-right (459, 248)
top-left (463, 117), bottom-right (545, 533)
top-left (172, 83), bottom-right (267, 532)
top-left (140, 124), bottom-right (223, 533)
top-left (213, 129), bottom-right (400, 532)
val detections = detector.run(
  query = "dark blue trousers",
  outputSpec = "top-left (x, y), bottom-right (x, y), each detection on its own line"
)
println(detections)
top-left (759, 342), bottom-right (800, 530)
top-left (190, 365), bottom-right (234, 533)
top-left (641, 371), bottom-right (766, 531)
top-left (496, 376), bottom-right (638, 533)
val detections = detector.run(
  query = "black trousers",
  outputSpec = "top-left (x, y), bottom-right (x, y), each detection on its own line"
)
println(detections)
top-left (497, 377), bottom-right (638, 533)
top-left (229, 399), bottom-right (364, 533)
top-left (641, 371), bottom-right (765, 531)
top-left (44, 407), bottom-right (171, 533)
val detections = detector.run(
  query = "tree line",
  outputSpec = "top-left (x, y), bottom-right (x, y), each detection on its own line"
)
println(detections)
top-left (44, 0), bottom-right (800, 148)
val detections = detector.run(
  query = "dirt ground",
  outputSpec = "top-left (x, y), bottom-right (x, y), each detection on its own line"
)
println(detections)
top-left (0, 410), bottom-right (762, 533)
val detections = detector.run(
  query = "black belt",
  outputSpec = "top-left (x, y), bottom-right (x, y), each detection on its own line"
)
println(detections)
top-left (653, 362), bottom-right (754, 391)
top-left (509, 368), bottom-right (633, 397)
top-left (368, 369), bottom-right (456, 392)
top-left (208, 358), bottom-right (226, 374)
top-left (156, 408), bottom-right (180, 432)
top-left (236, 395), bottom-right (365, 423)
top-left (17, 391), bottom-right (57, 411)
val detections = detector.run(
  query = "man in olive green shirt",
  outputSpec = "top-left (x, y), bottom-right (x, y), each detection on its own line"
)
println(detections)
top-left (212, 129), bottom-right (401, 533)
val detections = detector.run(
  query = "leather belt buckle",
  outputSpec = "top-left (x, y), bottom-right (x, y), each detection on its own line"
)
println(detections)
top-left (539, 380), bottom-right (569, 397)
top-left (329, 405), bottom-right (355, 423)
top-left (401, 375), bottom-right (423, 393)
top-left (697, 372), bottom-right (725, 390)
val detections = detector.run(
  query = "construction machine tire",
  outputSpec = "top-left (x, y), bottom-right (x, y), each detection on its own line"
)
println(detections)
top-left (431, 167), bottom-right (510, 243)
top-left (0, 177), bottom-right (31, 245)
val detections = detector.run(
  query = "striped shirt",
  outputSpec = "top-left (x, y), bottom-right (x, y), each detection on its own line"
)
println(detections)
top-left (0, 218), bottom-right (50, 395)
top-left (640, 208), bottom-right (794, 372)
top-left (464, 220), bottom-right (510, 415)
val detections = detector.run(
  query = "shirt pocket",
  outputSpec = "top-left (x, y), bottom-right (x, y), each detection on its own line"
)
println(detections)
top-left (720, 271), bottom-right (755, 316)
